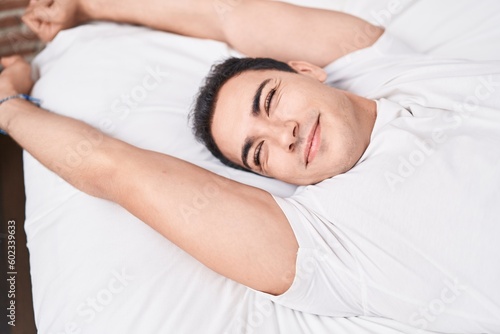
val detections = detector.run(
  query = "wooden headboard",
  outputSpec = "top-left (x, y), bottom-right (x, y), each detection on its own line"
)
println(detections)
top-left (0, 3), bottom-right (38, 333)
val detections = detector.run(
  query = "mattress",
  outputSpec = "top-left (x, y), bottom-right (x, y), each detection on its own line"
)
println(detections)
top-left (24, 0), bottom-right (500, 333)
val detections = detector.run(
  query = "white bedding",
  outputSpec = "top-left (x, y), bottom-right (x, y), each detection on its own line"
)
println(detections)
top-left (24, 1), bottom-right (500, 333)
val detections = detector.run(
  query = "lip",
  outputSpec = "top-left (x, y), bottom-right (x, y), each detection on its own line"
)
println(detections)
top-left (305, 116), bottom-right (321, 167)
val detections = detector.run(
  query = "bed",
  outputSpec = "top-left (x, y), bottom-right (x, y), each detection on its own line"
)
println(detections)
top-left (24, 0), bottom-right (500, 333)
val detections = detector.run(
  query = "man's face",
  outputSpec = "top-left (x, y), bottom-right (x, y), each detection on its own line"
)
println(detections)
top-left (211, 64), bottom-right (372, 185)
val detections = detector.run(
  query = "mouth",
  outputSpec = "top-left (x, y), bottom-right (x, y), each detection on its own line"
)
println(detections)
top-left (305, 116), bottom-right (321, 167)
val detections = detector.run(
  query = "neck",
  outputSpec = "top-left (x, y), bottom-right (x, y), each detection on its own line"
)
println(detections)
top-left (346, 92), bottom-right (377, 152)
top-left (351, 91), bottom-right (377, 127)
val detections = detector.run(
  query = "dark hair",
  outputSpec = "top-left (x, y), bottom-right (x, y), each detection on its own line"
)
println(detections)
top-left (191, 57), bottom-right (296, 171)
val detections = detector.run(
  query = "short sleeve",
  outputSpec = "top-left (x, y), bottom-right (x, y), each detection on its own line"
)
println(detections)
top-left (253, 195), bottom-right (367, 317)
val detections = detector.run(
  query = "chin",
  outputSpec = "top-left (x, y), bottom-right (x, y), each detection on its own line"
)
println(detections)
top-left (295, 173), bottom-right (333, 186)
top-left (310, 165), bottom-right (350, 185)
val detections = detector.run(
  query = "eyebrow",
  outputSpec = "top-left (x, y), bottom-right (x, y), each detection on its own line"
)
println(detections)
top-left (242, 78), bottom-right (272, 169)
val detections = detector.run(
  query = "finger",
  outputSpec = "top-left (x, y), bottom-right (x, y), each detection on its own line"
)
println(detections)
top-left (25, 0), bottom-right (56, 23)
top-left (22, 9), bottom-right (41, 27)
top-left (24, 0), bottom-right (52, 15)
top-left (40, 22), bottom-right (60, 42)
top-left (22, 2), bottom-right (47, 30)
top-left (22, 11), bottom-right (56, 42)
top-left (0, 56), bottom-right (24, 68)
top-left (21, 12), bottom-right (43, 37)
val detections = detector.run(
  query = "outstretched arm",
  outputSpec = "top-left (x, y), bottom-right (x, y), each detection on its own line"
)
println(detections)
top-left (23, 0), bottom-right (383, 67)
top-left (0, 56), bottom-right (297, 295)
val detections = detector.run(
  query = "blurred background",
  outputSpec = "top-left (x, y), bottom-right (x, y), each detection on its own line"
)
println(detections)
top-left (1, 0), bottom-right (42, 333)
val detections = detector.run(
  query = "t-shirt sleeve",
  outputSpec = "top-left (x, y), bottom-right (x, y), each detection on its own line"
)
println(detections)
top-left (254, 195), bottom-right (367, 317)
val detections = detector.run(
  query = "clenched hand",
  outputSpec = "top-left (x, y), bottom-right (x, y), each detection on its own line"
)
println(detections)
top-left (22, 0), bottom-right (90, 42)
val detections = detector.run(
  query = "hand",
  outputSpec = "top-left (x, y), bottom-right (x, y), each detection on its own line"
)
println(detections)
top-left (22, 0), bottom-right (90, 42)
top-left (0, 56), bottom-right (34, 97)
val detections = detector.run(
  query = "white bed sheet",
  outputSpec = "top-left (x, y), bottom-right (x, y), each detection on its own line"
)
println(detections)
top-left (24, 1), bottom-right (500, 333)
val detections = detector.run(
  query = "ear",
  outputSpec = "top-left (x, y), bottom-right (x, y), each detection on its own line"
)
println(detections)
top-left (287, 60), bottom-right (327, 82)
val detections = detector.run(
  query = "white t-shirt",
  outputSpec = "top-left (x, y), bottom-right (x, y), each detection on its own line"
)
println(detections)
top-left (265, 33), bottom-right (500, 334)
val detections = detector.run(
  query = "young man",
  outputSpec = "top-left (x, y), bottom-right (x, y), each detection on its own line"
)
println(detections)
top-left (3, 0), bottom-right (498, 332)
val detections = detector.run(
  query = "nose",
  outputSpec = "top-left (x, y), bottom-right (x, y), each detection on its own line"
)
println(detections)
top-left (271, 121), bottom-right (297, 152)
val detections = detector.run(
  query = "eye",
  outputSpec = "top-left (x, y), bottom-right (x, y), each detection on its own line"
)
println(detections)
top-left (254, 141), bottom-right (264, 167)
top-left (264, 88), bottom-right (277, 115)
